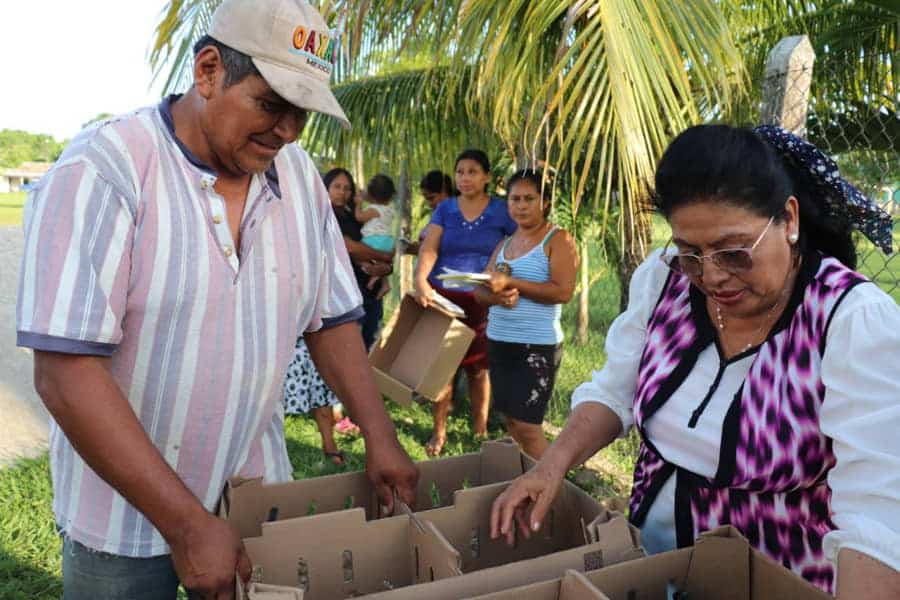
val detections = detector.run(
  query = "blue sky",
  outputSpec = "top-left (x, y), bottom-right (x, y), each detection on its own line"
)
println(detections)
top-left (0, 1), bottom-right (172, 140)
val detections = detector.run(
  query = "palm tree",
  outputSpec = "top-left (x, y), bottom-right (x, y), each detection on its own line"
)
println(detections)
top-left (150, 1), bottom-right (896, 336)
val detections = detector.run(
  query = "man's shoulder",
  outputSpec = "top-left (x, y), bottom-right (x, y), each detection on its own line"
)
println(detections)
top-left (51, 106), bottom-right (164, 196)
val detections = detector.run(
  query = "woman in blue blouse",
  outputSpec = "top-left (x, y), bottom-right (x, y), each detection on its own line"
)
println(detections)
top-left (415, 149), bottom-right (517, 456)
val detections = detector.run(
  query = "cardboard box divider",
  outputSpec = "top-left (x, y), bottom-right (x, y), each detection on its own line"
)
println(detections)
top-left (242, 508), bottom-right (462, 600)
top-left (237, 582), bottom-right (306, 600)
top-left (369, 294), bottom-right (475, 406)
top-left (221, 440), bottom-right (528, 539)
top-left (467, 527), bottom-right (832, 600)
top-left (471, 570), bottom-right (606, 600)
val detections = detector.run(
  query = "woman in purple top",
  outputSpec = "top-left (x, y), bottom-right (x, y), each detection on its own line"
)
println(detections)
top-left (415, 150), bottom-right (517, 456)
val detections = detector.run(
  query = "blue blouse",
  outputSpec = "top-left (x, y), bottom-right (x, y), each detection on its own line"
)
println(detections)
top-left (428, 197), bottom-right (517, 290)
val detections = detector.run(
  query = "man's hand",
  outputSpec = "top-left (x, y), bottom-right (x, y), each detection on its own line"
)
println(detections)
top-left (361, 260), bottom-right (392, 278)
top-left (366, 436), bottom-right (419, 513)
top-left (169, 511), bottom-right (251, 599)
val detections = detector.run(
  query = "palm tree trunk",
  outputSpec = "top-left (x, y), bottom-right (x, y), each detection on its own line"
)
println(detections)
top-left (575, 236), bottom-right (590, 345)
top-left (397, 160), bottom-right (414, 298)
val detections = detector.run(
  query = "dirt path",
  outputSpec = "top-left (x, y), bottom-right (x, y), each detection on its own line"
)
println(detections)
top-left (0, 226), bottom-right (49, 467)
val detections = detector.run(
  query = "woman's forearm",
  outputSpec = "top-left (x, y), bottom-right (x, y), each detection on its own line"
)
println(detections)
top-left (540, 402), bottom-right (623, 476)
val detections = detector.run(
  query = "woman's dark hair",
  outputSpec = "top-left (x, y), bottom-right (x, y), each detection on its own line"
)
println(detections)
top-left (193, 35), bottom-right (261, 88)
top-left (653, 124), bottom-right (856, 268)
top-left (322, 167), bottom-right (357, 212)
top-left (367, 174), bottom-right (396, 203)
top-left (455, 149), bottom-right (491, 173)
top-left (508, 169), bottom-right (552, 217)
top-left (420, 170), bottom-right (454, 195)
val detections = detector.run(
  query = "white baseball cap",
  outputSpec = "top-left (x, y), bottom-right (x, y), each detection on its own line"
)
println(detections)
top-left (209, 0), bottom-right (350, 128)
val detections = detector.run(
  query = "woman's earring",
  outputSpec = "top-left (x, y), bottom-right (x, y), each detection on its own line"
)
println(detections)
top-left (788, 232), bottom-right (799, 244)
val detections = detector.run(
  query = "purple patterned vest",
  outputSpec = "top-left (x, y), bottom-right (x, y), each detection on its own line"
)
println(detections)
top-left (628, 253), bottom-right (867, 593)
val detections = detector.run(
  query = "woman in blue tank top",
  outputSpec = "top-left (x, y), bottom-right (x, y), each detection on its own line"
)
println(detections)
top-left (475, 170), bottom-right (579, 459)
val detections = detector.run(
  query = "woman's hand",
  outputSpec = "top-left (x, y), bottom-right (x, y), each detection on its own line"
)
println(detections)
top-left (496, 287), bottom-right (519, 309)
top-left (490, 462), bottom-right (566, 546)
top-left (486, 271), bottom-right (512, 294)
top-left (361, 260), bottom-right (392, 278)
top-left (415, 279), bottom-right (435, 307)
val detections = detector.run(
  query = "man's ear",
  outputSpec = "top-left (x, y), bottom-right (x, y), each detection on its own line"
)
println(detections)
top-left (193, 46), bottom-right (223, 99)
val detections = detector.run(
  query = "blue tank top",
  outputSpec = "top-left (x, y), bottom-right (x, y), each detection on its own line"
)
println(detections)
top-left (487, 227), bottom-right (563, 345)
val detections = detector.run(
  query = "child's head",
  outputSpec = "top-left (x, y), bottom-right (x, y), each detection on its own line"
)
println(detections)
top-left (366, 174), bottom-right (396, 205)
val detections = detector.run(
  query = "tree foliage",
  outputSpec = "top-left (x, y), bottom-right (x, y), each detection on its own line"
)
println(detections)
top-left (0, 130), bottom-right (65, 169)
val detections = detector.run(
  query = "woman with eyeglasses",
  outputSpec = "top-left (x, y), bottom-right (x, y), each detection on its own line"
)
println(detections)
top-left (491, 125), bottom-right (900, 597)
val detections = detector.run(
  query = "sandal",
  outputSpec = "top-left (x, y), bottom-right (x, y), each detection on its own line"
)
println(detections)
top-left (335, 417), bottom-right (360, 436)
top-left (425, 434), bottom-right (446, 457)
top-left (324, 450), bottom-right (346, 467)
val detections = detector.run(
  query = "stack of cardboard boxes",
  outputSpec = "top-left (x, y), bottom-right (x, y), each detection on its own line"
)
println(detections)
top-left (225, 440), bottom-right (829, 600)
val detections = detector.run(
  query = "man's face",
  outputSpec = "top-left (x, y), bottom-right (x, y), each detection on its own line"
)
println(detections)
top-left (200, 72), bottom-right (307, 176)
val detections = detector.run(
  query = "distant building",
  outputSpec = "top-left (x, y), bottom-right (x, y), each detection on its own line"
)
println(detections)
top-left (0, 162), bottom-right (52, 193)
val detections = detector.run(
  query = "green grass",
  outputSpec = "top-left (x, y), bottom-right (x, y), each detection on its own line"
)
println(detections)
top-left (0, 192), bottom-right (25, 226)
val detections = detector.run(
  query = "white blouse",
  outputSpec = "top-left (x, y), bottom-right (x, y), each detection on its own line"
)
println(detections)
top-left (571, 250), bottom-right (900, 573)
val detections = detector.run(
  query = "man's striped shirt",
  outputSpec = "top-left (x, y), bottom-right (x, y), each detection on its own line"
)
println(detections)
top-left (16, 97), bottom-right (362, 557)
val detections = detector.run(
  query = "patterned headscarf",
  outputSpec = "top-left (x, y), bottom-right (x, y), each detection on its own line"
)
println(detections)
top-left (753, 125), bottom-right (894, 254)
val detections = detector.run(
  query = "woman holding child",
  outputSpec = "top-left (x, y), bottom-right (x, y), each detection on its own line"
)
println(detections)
top-left (491, 125), bottom-right (900, 597)
top-left (475, 170), bottom-right (578, 460)
top-left (415, 150), bottom-right (517, 456)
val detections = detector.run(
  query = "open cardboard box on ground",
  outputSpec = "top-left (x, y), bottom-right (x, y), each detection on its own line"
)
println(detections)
top-left (220, 440), bottom-right (529, 538)
top-left (483, 526), bottom-right (831, 600)
top-left (369, 293), bottom-right (475, 406)
top-left (363, 480), bottom-right (643, 600)
top-left (236, 475), bottom-right (642, 600)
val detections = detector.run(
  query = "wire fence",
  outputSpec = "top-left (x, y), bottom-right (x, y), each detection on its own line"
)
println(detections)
top-left (761, 41), bottom-right (899, 303)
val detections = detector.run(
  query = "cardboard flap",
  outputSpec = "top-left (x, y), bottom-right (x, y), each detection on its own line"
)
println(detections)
top-left (558, 570), bottom-right (609, 600)
top-left (416, 320), bottom-right (476, 399)
top-left (239, 582), bottom-right (305, 600)
top-left (479, 439), bottom-right (527, 484)
top-left (409, 513), bottom-right (463, 583)
top-left (685, 529), bottom-right (751, 600)
top-left (373, 368), bottom-right (414, 407)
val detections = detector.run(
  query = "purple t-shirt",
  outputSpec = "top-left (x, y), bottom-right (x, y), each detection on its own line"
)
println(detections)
top-left (428, 197), bottom-right (517, 290)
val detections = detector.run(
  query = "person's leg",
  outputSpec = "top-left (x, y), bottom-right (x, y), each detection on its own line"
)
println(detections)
top-left (62, 534), bottom-right (180, 600)
top-left (359, 295), bottom-right (384, 351)
top-left (311, 405), bottom-right (343, 466)
top-left (426, 392), bottom-right (452, 457)
top-left (505, 416), bottom-right (550, 459)
top-left (467, 365), bottom-right (491, 438)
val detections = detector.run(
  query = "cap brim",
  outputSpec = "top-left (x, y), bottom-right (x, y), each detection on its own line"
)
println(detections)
top-left (253, 58), bottom-right (351, 129)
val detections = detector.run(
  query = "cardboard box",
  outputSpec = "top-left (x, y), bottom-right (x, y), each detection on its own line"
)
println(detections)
top-left (468, 527), bottom-right (831, 600)
top-left (221, 440), bottom-right (529, 539)
top-left (471, 570), bottom-right (606, 600)
top-left (363, 481), bottom-right (644, 600)
top-left (369, 294), bottom-right (475, 406)
top-left (577, 526), bottom-right (831, 600)
top-left (241, 509), bottom-right (462, 599)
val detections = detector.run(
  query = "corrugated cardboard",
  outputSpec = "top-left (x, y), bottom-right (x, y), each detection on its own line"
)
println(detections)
top-left (471, 570), bottom-right (606, 600)
top-left (369, 294), bottom-right (475, 406)
top-left (363, 481), bottom-right (644, 600)
top-left (241, 509), bottom-right (461, 600)
top-left (220, 440), bottom-right (528, 538)
top-left (578, 526), bottom-right (832, 600)
top-left (236, 582), bottom-right (305, 600)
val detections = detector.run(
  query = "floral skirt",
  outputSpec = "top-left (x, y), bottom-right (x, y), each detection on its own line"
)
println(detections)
top-left (283, 337), bottom-right (338, 415)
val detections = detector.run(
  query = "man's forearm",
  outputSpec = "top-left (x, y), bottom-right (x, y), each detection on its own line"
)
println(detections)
top-left (304, 322), bottom-right (397, 441)
top-left (34, 352), bottom-right (207, 542)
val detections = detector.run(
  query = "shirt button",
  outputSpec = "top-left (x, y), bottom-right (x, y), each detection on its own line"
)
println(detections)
top-left (224, 246), bottom-right (233, 257)
top-left (212, 215), bottom-right (223, 224)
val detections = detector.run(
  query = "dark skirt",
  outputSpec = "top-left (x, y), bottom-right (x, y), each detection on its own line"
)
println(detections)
top-left (488, 339), bottom-right (563, 424)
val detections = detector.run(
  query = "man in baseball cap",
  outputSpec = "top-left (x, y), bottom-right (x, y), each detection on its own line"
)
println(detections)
top-left (17, 1), bottom-right (417, 598)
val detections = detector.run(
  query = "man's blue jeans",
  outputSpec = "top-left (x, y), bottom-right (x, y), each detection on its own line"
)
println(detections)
top-left (61, 534), bottom-right (186, 600)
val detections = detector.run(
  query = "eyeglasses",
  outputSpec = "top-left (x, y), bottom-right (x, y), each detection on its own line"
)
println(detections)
top-left (660, 217), bottom-right (774, 277)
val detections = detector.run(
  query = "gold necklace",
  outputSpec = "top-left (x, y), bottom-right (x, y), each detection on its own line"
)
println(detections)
top-left (714, 294), bottom-right (785, 353)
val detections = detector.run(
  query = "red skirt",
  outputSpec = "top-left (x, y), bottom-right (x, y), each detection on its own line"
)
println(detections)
top-left (435, 286), bottom-right (489, 371)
